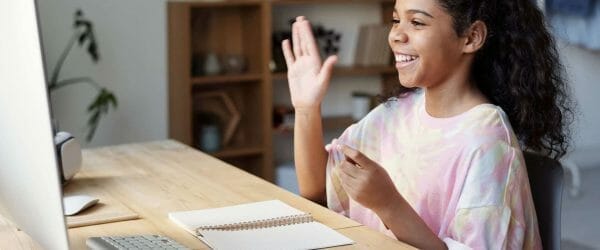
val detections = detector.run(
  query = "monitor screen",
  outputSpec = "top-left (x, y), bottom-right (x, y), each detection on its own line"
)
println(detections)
top-left (0, 0), bottom-right (70, 249)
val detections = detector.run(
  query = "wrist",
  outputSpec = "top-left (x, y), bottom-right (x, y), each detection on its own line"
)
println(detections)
top-left (372, 190), bottom-right (406, 221)
top-left (294, 105), bottom-right (321, 115)
top-left (373, 192), bottom-right (447, 250)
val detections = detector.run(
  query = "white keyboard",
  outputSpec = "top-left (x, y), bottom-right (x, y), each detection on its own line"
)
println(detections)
top-left (86, 234), bottom-right (190, 250)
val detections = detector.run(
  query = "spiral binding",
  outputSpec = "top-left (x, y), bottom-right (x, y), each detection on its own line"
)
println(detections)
top-left (194, 213), bottom-right (314, 233)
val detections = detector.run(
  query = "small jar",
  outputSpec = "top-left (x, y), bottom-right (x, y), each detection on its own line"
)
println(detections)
top-left (204, 52), bottom-right (221, 76)
top-left (351, 92), bottom-right (372, 121)
top-left (199, 124), bottom-right (221, 153)
top-left (221, 54), bottom-right (246, 74)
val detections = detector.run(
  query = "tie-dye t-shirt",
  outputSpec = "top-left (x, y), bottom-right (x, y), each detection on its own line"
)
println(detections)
top-left (325, 89), bottom-right (542, 249)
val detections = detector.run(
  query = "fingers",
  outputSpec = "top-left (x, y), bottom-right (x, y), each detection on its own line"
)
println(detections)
top-left (338, 163), bottom-right (365, 197)
top-left (296, 16), bottom-right (310, 56)
top-left (318, 55), bottom-right (338, 84)
top-left (292, 16), bottom-right (322, 58)
top-left (339, 144), bottom-right (373, 169)
top-left (295, 16), bottom-right (309, 56)
top-left (337, 164), bottom-right (357, 193)
top-left (339, 176), bottom-right (354, 194)
top-left (339, 161), bottom-right (360, 179)
top-left (281, 39), bottom-right (295, 66)
top-left (298, 17), bottom-right (320, 57)
top-left (292, 18), bottom-right (302, 57)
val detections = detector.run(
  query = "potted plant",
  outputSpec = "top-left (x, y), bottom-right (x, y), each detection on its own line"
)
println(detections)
top-left (48, 9), bottom-right (117, 142)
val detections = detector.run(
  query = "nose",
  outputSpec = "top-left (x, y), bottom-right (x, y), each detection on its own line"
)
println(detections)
top-left (388, 26), bottom-right (408, 44)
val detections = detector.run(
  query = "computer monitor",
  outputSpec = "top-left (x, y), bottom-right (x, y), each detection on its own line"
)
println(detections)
top-left (0, 0), bottom-right (70, 249)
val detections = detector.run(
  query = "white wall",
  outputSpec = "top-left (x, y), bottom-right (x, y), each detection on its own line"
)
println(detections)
top-left (37, 0), bottom-right (167, 147)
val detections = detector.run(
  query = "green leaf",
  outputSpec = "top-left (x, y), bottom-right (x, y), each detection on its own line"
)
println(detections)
top-left (86, 109), bottom-right (101, 142)
top-left (78, 32), bottom-right (88, 46)
top-left (84, 88), bottom-right (118, 142)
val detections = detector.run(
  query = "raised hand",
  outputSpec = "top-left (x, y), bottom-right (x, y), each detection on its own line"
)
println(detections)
top-left (282, 16), bottom-right (338, 110)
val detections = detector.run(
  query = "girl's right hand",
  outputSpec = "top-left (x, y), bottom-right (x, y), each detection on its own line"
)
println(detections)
top-left (282, 16), bottom-right (338, 110)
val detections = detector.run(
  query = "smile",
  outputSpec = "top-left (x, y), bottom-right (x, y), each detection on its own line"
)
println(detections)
top-left (394, 53), bottom-right (419, 69)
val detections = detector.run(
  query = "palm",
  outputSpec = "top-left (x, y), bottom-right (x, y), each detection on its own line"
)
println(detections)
top-left (288, 55), bottom-right (324, 107)
top-left (282, 16), bottom-right (337, 109)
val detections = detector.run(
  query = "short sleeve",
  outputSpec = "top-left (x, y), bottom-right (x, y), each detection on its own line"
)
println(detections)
top-left (442, 140), bottom-right (537, 249)
top-left (443, 205), bottom-right (522, 249)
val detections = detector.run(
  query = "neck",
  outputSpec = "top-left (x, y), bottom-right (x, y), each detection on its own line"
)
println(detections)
top-left (424, 68), bottom-right (488, 118)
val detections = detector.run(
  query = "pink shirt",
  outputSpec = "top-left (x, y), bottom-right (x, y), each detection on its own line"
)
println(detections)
top-left (326, 89), bottom-right (542, 249)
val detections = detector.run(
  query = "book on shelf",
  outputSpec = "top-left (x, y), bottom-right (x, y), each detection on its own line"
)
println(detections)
top-left (354, 25), bottom-right (369, 66)
top-left (168, 200), bottom-right (354, 250)
top-left (354, 24), bottom-right (392, 67)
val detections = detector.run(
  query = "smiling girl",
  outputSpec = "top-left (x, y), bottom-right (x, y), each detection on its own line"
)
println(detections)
top-left (282, 0), bottom-right (572, 248)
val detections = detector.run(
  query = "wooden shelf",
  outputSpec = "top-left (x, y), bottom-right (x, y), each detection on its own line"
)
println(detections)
top-left (274, 115), bottom-right (355, 133)
top-left (192, 73), bottom-right (262, 86)
top-left (323, 115), bottom-right (355, 130)
top-left (169, 0), bottom-right (396, 182)
top-left (271, 65), bottom-right (396, 80)
top-left (177, 0), bottom-right (263, 8)
top-left (211, 146), bottom-right (263, 158)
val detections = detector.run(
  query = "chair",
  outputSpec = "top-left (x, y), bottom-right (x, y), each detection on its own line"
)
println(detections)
top-left (560, 156), bottom-right (581, 197)
top-left (523, 152), bottom-right (564, 250)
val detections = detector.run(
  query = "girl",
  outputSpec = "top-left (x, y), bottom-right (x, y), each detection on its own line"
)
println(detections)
top-left (282, 0), bottom-right (573, 249)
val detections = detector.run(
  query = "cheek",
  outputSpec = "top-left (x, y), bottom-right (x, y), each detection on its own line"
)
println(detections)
top-left (415, 35), bottom-right (460, 71)
top-left (432, 44), bottom-right (462, 76)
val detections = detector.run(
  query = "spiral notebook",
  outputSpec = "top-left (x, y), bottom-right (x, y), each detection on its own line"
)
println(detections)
top-left (168, 200), bottom-right (354, 250)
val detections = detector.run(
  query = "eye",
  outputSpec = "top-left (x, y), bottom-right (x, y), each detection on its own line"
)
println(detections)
top-left (411, 20), bottom-right (425, 27)
top-left (391, 18), bottom-right (400, 25)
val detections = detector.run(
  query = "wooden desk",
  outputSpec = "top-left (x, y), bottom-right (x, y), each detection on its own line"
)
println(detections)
top-left (0, 140), bottom-right (414, 249)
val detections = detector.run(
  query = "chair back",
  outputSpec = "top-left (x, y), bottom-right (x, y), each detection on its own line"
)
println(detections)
top-left (523, 152), bottom-right (563, 250)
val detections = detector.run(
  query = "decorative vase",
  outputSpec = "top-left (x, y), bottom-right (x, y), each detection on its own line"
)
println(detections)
top-left (204, 52), bottom-right (221, 75)
top-left (199, 124), bottom-right (221, 152)
top-left (351, 92), bottom-right (372, 121)
top-left (221, 54), bottom-right (246, 74)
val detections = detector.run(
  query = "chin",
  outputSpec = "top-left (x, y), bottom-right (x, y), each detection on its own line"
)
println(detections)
top-left (398, 75), bottom-right (419, 88)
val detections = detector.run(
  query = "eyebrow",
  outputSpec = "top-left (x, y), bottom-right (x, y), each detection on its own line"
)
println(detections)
top-left (408, 9), bottom-right (434, 18)
top-left (394, 8), bottom-right (435, 19)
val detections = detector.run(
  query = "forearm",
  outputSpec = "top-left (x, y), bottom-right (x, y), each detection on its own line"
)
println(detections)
top-left (375, 191), bottom-right (447, 250)
top-left (293, 106), bottom-right (328, 204)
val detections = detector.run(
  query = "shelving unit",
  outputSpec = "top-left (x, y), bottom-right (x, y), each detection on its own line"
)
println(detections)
top-left (271, 65), bottom-right (396, 80)
top-left (168, 0), bottom-right (396, 183)
top-left (191, 74), bottom-right (263, 85)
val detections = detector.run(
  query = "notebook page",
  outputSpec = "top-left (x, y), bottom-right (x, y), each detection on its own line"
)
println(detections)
top-left (168, 200), bottom-right (355, 249)
top-left (199, 222), bottom-right (354, 250)
top-left (168, 200), bottom-right (306, 231)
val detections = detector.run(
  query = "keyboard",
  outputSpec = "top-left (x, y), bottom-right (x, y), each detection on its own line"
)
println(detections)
top-left (86, 234), bottom-right (190, 250)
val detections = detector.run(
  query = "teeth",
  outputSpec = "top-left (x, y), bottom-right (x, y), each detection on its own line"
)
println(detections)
top-left (395, 54), bottom-right (417, 63)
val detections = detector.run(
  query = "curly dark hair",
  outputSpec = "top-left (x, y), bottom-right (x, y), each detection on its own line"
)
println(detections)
top-left (381, 0), bottom-right (574, 160)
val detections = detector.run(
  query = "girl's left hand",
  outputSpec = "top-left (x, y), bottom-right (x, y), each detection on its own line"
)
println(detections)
top-left (336, 144), bottom-right (399, 211)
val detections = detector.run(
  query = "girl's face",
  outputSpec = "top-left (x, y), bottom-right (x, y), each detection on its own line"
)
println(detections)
top-left (388, 0), bottom-right (467, 88)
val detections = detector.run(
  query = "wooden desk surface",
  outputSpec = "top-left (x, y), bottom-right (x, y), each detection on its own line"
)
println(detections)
top-left (0, 140), bottom-right (414, 249)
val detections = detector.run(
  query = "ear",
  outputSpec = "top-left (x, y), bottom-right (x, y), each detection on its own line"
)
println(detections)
top-left (462, 20), bottom-right (487, 54)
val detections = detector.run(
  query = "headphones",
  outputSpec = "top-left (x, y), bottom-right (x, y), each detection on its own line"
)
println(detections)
top-left (53, 131), bottom-right (82, 184)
